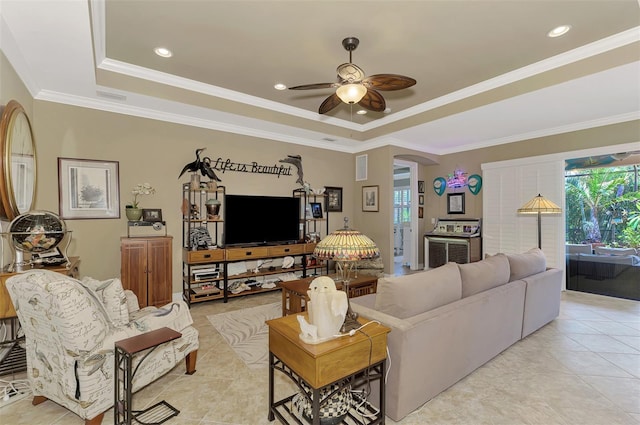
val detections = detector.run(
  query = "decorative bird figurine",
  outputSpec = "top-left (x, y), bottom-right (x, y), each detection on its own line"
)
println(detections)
top-left (178, 148), bottom-right (205, 179)
top-left (279, 154), bottom-right (304, 186)
top-left (199, 157), bottom-right (222, 182)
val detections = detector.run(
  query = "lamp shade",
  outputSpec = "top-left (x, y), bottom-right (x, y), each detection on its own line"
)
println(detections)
top-left (336, 84), bottom-right (367, 104)
top-left (517, 194), bottom-right (561, 214)
top-left (313, 227), bottom-right (379, 261)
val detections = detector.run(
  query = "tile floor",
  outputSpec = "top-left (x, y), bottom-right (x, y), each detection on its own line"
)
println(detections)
top-left (0, 290), bottom-right (638, 425)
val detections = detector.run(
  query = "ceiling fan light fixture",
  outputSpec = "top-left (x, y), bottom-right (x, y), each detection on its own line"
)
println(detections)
top-left (336, 84), bottom-right (367, 104)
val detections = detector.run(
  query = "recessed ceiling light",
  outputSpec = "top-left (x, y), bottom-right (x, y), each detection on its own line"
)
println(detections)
top-left (274, 83), bottom-right (287, 90)
top-left (356, 110), bottom-right (367, 115)
top-left (547, 25), bottom-right (571, 38)
top-left (154, 47), bottom-right (173, 58)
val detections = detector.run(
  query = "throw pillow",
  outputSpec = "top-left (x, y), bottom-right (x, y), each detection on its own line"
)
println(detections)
top-left (459, 254), bottom-right (510, 298)
top-left (506, 247), bottom-right (546, 281)
top-left (374, 262), bottom-right (462, 319)
top-left (81, 276), bottom-right (129, 326)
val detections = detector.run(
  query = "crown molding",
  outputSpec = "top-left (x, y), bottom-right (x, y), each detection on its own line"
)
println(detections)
top-left (435, 112), bottom-right (640, 156)
top-left (361, 27), bottom-right (640, 132)
top-left (34, 89), bottom-right (359, 153)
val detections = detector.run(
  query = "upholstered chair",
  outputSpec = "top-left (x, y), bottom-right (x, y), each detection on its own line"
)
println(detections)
top-left (6, 270), bottom-right (199, 425)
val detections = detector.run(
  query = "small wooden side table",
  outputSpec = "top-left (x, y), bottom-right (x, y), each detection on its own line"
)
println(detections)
top-left (267, 313), bottom-right (390, 424)
top-left (0, 257), bottom-right (80, 376)
top-left (281, 274), bottom-right (378, 316)
top-left (114, 327), bottom-right (182, 425)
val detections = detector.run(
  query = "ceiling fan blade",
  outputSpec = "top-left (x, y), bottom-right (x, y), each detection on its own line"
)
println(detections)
top-left (358, 89), bottom-right (386, 112)
top-left (319, 93), bottom-right (342, 114)
top-left (363, 74), bottom-right (416, 91)
top-left (289, 83), bottom-right (337, 90)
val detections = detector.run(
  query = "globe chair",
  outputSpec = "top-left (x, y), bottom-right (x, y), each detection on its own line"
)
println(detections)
top-left (6, 270), bottom-right (199, 425)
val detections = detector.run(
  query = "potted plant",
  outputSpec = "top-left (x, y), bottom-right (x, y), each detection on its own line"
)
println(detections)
top-left (126, 183), bottom-right (155, 221)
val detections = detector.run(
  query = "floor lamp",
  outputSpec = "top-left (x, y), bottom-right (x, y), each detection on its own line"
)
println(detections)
top-left (517, 194), bottom-right (562, 249)
top-left (313, 217), bottom-right (380, 332)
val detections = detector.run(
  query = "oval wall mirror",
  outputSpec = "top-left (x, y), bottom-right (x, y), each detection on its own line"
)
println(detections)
top-left (0, 100), bottom-right (37, 220)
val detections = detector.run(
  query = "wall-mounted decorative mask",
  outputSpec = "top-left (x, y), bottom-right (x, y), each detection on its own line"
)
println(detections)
top-left (433, 177), bottom-right (446, 196)
top-left (468, 174), bottom-right (483, 195)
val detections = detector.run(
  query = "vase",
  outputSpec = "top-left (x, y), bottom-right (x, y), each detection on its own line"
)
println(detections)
top-left (126, 207), bottom-right (143, 221)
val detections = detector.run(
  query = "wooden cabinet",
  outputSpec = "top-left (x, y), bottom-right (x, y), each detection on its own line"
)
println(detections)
top-left (121, 237), bottom-right (172, 308)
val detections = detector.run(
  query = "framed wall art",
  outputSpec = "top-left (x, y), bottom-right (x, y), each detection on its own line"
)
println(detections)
top-left (418, 180), bottom-right (425, 193)
top-left (419, 195), bottom-right (424, 205)
top-left (362, 185), bottom-right (379, 212)
top-left (142, 208), bottom-right (163, 222)
top-left (310, 202), bottom-right (323, 219)
top-left (447, 193), bottom-right (465, 215)
top-left (325, 186), bottom-right (343, 212)
top-left (58, 158), bottom-right (120, 219)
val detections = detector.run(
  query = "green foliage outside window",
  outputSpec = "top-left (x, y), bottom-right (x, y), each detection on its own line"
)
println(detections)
top-left (565, 165), bottom-right (639, 247)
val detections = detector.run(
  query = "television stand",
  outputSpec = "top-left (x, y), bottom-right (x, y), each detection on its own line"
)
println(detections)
top-left (183, 242), bottom-right (322, 306)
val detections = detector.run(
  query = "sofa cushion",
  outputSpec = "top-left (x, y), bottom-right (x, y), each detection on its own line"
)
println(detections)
top-left (506, 248), bottom-right (546, 281)
top-left (374, 262), bottom-right (461, 319)
top-left (566, 243), bottom-right (592, 254)
top-left (594, 246), bottom-right (637, 256)
top-left (81, 276), bottom-right (129, 326)
top-left (459, 254), bottom-right (510, 298)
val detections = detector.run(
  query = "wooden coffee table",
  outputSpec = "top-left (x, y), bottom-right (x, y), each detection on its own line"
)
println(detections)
top-left (280, 274), bottom-right (378, 316)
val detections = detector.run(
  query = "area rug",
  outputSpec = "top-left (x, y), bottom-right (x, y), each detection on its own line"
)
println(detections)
top-left (207, 302), bottom-right (281, 368)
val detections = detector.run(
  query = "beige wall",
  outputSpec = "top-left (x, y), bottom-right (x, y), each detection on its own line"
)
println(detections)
top-left (3, 50), bottom-right (638, 292)
top-left (31, 101), bottom-right (355, 291)
top-left (422, 121), bottom-right (640, 228)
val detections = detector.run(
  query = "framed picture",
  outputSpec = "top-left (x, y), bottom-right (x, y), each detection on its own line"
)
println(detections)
top-left (447, 193), bottom-right (465, 214)
top-left (142, 208), bottom-right (163, 222)
top-left (310, 202), bottom-right (323, 219)
top-left (418, 206), bottom-right (424, 218)
top-left (362, 185), bottom-right (379, 212)
top-left (325, 186), bottom-right (343, 212)
top-left (418, 180), bottom-right (425, 193)
top-left (58, 158), bottom-right (120, 219)
top-left (419, 194), bottom-right (424, 205)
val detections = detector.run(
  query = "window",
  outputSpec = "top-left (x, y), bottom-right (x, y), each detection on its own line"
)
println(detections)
top-left (394, 188), bottom-right (411, 224)
top-left (565, 164), bottom-right (639, 246)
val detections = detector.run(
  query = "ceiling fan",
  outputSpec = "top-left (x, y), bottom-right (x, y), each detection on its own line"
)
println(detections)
top-left (289, 37), bottom-right (417, 114)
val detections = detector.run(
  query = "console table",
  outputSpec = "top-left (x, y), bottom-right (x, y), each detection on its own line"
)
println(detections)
top-left (266, 313), bottom-right (390, 424)
top-left (281, 274), bottom-right (378, 316)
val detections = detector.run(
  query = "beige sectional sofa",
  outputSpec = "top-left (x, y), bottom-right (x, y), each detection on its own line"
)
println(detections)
top-left (351, 248), bottom-right (562, 421)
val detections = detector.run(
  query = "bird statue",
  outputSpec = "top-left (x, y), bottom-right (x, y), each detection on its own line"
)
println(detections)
top-left (178, 148), bottom-right (205, 179)
top-left (199, 156), bottom-right (222, 182)
top-left (279, 154), bottom-right (304, 186)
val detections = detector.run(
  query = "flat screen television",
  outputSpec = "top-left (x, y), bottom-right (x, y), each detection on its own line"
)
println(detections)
top-left (224, 194), bottom-right (300, 246)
